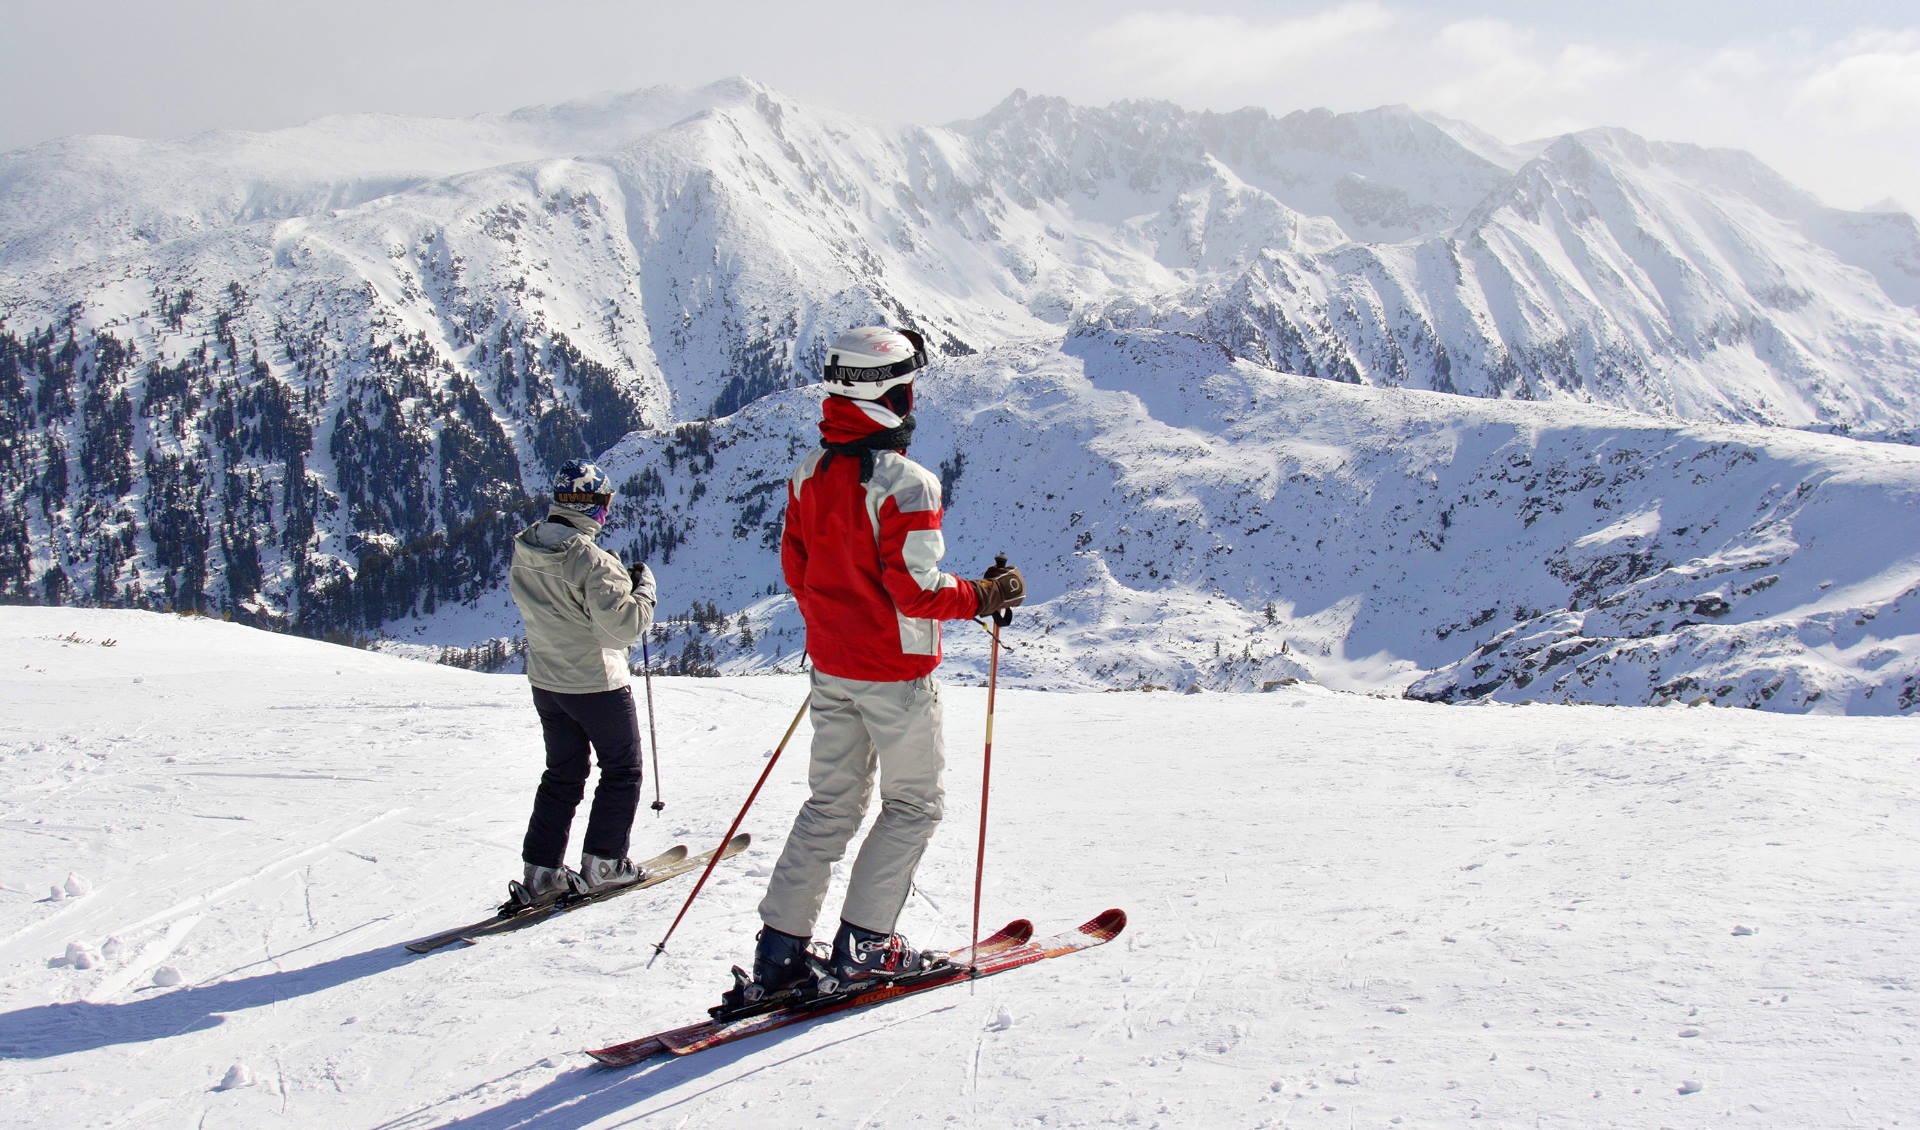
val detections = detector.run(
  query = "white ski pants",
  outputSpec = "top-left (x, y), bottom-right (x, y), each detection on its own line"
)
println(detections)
top-left (759, 670), bottom-right (946, 938)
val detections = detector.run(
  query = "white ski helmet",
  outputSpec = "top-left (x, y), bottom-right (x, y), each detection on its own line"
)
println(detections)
top-left (821, 326), bottom-right (928, 400)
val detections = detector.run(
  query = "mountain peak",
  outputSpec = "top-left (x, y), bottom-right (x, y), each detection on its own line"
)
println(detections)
top-left (695, 74), bottom-right (779, 103)
top-left (966, 87), bottom-right (1077, 130)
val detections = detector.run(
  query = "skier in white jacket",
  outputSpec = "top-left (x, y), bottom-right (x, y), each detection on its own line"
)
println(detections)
top-left (504, 460), bottom-right (661, 909)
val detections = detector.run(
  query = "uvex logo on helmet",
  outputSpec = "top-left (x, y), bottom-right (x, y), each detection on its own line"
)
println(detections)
top-left (822, 326), bottom-right (928, 401)
top-left (552, 460), bottom-right (614, 523)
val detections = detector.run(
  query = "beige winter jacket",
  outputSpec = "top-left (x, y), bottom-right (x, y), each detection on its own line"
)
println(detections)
top-left (509, 508), bottom-right (657, 694)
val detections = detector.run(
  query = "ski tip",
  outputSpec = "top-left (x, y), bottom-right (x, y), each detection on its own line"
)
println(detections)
top-left (1083, 908), bottom-right (1127, 939)
top-left (585, 1043), bottom-right (656, 1068)
top-left (991, 918), bottom-right (1035, 947)
top-left (643, 844), bottom-right (690, 868)
top-left (725, 832), bottom-right (752, 853)
top-left (404, 933), bottom-right (480, 954)
top-left (948, 918), bottom-right (1034, 964)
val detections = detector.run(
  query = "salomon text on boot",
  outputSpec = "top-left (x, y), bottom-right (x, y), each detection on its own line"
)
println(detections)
top-left (815, 920), bottom-right (937, 994)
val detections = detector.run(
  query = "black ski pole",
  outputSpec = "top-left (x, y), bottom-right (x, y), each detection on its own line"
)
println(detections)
top-left (641, 636), bottom-right (664, 814)
top-left (972, 619), bottom-right (1023, 649)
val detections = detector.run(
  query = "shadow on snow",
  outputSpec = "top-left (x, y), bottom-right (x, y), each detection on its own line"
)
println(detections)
top-left (0, 922), bottom-right (411, 1060)
top-left (379, 1000), bottom-right (960, 1130)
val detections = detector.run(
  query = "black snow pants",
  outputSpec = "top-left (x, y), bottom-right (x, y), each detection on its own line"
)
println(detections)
top-left (522, 686), bottom-right (643, 867)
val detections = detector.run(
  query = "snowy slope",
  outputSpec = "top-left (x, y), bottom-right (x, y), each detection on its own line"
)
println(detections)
top-left (3, 609), bottom-right (1916, 1128)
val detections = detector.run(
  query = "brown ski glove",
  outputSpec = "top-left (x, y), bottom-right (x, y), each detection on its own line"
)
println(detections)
top-left (970, 561), bottom-right (1027, 618)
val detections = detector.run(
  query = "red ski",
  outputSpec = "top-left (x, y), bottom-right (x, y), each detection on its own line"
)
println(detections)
top-left (586, 909), bottom-right (1126, 1068)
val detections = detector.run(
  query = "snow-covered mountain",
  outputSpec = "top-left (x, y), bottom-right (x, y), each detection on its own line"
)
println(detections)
top-left (2, 79), bottom-right (1918, 712)
top-left (407, 327), bottom-right (1914, 715)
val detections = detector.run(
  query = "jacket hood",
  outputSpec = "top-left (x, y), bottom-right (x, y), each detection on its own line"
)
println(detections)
top-left (518, 508), bottom-right (603, 554)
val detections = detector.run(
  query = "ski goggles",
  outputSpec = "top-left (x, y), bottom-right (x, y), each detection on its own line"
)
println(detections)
top-left (555, 490), bottom-right (614, 524)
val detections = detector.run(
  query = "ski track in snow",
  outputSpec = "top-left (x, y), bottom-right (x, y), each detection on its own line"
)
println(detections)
top-left (1, 606), bottom-right (1917, 1129)
top-left (108, 810), bottom-right (410, 941)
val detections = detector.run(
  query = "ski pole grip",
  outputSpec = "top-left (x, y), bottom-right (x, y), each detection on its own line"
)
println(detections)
top-left (992, 553), bottom-right (1013, 627)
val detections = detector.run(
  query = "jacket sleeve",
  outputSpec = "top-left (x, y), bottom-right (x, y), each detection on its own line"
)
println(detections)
top-left (781, 484), bottom-right (808, 619)
top-left (579, 546), bottom-right (654, 649)
top-left (877, 472), bottom-right (982, 621)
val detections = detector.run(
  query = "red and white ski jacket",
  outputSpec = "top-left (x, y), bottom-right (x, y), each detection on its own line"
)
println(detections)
top-left (782, 398), bottom-right (982, 682)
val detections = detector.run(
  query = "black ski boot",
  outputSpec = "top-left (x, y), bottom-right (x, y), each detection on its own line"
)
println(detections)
top-left (712, 927), bottom-right (816, 1019)
top-left (815, 920), bottom-right (936, 994)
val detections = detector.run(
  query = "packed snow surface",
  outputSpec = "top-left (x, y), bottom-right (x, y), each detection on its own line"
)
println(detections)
top-left (2, 608), bottom-right (1916, 1128)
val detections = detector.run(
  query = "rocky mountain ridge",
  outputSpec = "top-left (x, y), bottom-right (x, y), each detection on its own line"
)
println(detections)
top-left (2, 79), bottom-right (1916, 711)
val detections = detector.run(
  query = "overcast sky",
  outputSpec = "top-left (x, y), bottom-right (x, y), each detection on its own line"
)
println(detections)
top-left (4, 0), bottom-right (1917, 210)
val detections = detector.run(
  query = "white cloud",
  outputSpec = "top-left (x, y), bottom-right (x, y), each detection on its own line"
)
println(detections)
top-left (1085, 5), bottom-right (1397, 94)
top-left (1791, 31), bottom-right (1920, 134)
top-left (1421, 20), bottom-right (1644, 138)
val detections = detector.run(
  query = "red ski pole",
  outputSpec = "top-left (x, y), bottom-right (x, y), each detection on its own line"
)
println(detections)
top-left (648, 690), bottom-right (810, 964)
top-left (969, 557), bottom-right (1013, 973)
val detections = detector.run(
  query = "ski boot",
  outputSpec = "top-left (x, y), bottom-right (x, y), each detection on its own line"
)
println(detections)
top-left (574, 853), bottom-right (646, 896)
top-left (500, 863), bottom-right (576, 915)
top-left (813, 920), bottom-right (939, 995)
top-left (712, 927), bottom-right (817, 1020)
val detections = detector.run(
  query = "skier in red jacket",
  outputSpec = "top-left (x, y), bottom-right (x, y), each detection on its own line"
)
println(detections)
top-left (720, 326), bottom-right (1025, 1012)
